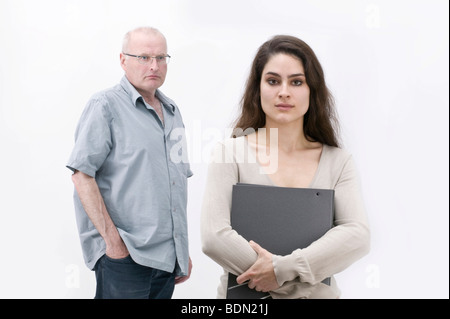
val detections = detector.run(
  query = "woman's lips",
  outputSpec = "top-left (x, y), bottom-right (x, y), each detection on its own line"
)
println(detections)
top-left (275, 103), bottom-right (294, 110)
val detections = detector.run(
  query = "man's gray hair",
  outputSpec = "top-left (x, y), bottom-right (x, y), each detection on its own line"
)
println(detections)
top-left (122, 27), bottom-right (166, 52)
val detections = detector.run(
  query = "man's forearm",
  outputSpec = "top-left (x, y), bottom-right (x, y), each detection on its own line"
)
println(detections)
top-left (71, 171), bottom-right (128, 257)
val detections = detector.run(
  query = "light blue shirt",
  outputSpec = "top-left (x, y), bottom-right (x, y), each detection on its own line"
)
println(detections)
top-left (67, 76), bottom-right (193, 276)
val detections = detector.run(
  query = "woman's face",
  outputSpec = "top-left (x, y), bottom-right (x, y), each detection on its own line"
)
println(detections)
top-left (260, 53), bottom-right (310, 127)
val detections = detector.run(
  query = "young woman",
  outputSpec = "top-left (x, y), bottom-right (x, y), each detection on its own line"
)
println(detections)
top-left (201, 35), bottom-right (370, 299)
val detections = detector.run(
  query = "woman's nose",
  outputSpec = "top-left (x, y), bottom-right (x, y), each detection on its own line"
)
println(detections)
top-left (278, 83), bottom-right (290, 99)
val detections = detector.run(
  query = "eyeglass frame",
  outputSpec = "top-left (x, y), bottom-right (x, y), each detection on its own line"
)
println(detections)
top-left (122, 53), bottom-right (171, 65)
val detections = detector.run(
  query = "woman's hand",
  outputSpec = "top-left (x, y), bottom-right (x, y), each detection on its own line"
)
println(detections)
top-left (236, 241), bottom-right (280, 292)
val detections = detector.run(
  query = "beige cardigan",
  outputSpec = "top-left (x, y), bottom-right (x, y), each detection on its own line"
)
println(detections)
top-left (201, 137), bottom-right (370, 299)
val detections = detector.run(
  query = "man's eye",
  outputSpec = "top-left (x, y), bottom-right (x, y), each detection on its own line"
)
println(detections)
top-left (156, 56), bottom-right (165, 61)
top-left (140, 56), bottom-right (149, 61)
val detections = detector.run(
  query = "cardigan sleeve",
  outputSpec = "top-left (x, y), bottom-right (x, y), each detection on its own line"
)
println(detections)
top-left (200, 142), bottom-right (258, 275)
top-left (272, 154), bottom-right (371, 286)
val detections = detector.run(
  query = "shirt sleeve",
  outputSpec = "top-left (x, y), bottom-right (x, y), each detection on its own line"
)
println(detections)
top-left (272, 155), bottom-right (371, 286)
top-left (66, 96), bottom-right (113, 178)
top-left (200, 142), bottom-right (258, 275)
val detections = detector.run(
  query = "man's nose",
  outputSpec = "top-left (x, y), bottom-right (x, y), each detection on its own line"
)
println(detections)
top-left (149, 58), bottom-right (159, 70)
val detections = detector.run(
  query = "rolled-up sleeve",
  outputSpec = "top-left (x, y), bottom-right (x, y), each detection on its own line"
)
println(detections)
top-left (67, 97), bottom-right (112, 177)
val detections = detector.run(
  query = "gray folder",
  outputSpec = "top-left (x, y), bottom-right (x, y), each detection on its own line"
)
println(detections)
top-left (226, 183), bottom-right (334, 299)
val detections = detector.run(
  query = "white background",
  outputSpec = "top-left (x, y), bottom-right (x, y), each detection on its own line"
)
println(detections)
top-left (0, 0), bottom-right (448, 299)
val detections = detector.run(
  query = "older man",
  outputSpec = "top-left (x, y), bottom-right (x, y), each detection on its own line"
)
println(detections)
top-left (67, 27), bottom-right (193, 299)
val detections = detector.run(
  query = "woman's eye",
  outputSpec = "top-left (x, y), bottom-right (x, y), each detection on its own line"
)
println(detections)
top-left (292, 80), bottom-right (303, 86)
top-left (267, 79), bottom-right (278, 85)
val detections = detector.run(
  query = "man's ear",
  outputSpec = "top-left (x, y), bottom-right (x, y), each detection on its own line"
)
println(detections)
top-left (120, 53), bottom-right (127, 71)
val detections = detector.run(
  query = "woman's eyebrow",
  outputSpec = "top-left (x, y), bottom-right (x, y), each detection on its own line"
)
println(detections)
top-left (288, 73), bottom-right (305, 78)
top-left (265, 71), bottom-right (305, 78)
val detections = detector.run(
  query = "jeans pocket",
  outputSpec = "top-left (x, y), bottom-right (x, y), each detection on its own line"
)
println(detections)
top-left (104, 254), bottom-right (133, 264)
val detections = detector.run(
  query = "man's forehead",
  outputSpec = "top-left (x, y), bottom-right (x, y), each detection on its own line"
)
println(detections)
top-left (130, 30), bottom-right (164, 42)
top-left (128, 34), bottom-right (167, 52)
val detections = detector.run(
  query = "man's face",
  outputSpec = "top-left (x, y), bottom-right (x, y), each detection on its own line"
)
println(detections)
top-left (120, 31), bottom-right (168, 95)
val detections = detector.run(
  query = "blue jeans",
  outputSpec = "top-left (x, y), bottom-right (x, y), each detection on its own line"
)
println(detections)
top-left (94, 255), bottom-right (176, 299)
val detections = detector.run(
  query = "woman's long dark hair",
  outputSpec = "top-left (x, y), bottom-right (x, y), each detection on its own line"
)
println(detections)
top-left (232, 35), bottom-right (341, 148)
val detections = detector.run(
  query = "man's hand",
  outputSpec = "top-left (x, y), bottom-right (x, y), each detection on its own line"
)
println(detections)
top-left (175, 257), bottom-right (193, 285)
top-left (105, 237), bottom-right (129, 259)
top-left (236, 241), bottom-right (280, 292)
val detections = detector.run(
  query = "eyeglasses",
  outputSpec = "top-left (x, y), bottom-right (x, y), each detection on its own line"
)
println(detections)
top-left (123, 53), bottom-right (171, 65)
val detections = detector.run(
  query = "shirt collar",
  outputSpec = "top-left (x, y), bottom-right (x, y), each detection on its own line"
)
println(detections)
top-left (120, 76), bottom-right (176, 114)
